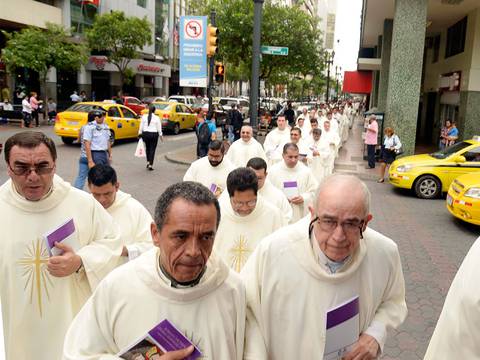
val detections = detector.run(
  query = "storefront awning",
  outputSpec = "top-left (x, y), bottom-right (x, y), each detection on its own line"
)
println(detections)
top-left (343, 71), bottom-right (373, 94)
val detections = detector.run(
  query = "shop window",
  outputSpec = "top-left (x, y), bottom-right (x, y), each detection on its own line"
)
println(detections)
top-left (445, 16), bottom-right (467, 58)
top-left (71, 0), bottom-right (96, 35)
top-left (432, 35), bottom-right (440, 63)
top-left (137, 0), bottom-right (147, 7)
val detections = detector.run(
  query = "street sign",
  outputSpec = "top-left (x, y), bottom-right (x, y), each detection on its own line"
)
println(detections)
top-left (179, 16), bottom-right (208, 88)
top-left (261, 46), bottom-right (289, 56)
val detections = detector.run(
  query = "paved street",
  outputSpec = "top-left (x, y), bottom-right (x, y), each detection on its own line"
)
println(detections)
top-left (0, 125), bottom-right (478, 359)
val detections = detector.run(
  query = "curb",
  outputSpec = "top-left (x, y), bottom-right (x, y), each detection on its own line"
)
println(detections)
top-left (164, 152), bottom-right (193, 166)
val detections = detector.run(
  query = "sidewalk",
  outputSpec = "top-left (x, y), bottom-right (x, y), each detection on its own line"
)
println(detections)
top-left (165, 118), bottom-right (379, 181)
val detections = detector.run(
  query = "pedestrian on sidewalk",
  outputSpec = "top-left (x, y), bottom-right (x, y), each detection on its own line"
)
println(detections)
top-left (83, 110), bottom-right (111, 168)
top-left (196, 112), bottom-right (216, 158)
top-left (377, 127), bottom-right (402, 183)
top-left (47, 98), bottom-right (57, 125)
top-left (138, 104), bottom-right (163, 171)
top-left (446, 121), bottom-right (459, 147)
top-left (73, 110), bottom-right (96, 189)
top-left (29, 92), bottom-right (41, 127)
top-left (364, 115), bottom-right (378, 169)
top-left (21, 94), bottom-right (32, 128)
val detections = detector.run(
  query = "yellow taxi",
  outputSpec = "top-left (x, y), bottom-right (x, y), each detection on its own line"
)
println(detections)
top-left (389, 138), bottom-right (480, 199)
top-left (141, 101), bottom-right (197, 135)
top-left (446, 173), bottom-right (480, 225)
top-left (54, 102), bottom-right (141, 145)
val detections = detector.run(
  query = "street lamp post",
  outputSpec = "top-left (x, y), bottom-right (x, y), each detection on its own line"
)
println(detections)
top-left (250, 0), bottom-right (264, 132)
top-left (325, 51), bottom-right (334, 103)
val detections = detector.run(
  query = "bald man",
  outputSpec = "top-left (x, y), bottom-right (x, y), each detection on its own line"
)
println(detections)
top-left (241, 174), bottom-right (407, 360)
top-left (226, 125), bottom-right (267, 168)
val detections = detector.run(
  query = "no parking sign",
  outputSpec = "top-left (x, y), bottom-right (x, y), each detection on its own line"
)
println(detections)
top-left (179, 16), bottom-right (207, 88)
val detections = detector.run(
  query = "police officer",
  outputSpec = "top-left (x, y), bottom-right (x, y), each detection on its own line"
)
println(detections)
top-left (83, 109), bottom-right (112, 168)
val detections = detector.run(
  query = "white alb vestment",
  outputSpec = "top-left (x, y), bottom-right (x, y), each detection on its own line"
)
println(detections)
top-left (307, 139), bottom-right (332, 183)
top-left (106, 190), bottom-right (154, 264)
top-left (258, 179), bottom-right (293, 225)
top-left (424, 236), bottom-right (480, 359)
top-left (63, 248), bottom-right (246, 360)
top-left (320, 129), bottom-right (341, 174)
top-left (263, 127), bottom-right (291, 166)
top-left (240, 217), bottom-right (407, 359)
top-left (0, 175), bottom-right (121, 360)
top-left (183, 156), bottom-right (234, 196)
top-left (268, 161), bottom-right (318, 223)
top-left (214, 195), bottom-right (284, 272)
top-left (226, 137), bottom-right (267, 168)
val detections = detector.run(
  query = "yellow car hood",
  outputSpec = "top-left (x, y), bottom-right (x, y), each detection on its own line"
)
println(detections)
top-left (393, 154), bottom-right (437, 167)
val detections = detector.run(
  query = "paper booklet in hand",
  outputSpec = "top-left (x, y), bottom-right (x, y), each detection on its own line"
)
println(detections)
top-left (118, 319), bottom-right (202, 360)
top-left (323, 296), bottom-right (360, 360)
top-left (43, 218), bottom-right (79, 256)
top-left (283, 181), bottom-right (299, 199)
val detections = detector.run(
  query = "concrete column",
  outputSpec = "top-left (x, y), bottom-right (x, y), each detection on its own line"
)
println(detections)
top-left (385, 0), bottom-right (427, 155)
top-left (459, 91), bottom-right (480, 140)
top-left (377, 19), bottom-right (393, 112)
top-left (77, 65), bottom-right (92, 97)
top-left (45, 67), bottom-right (57, 102)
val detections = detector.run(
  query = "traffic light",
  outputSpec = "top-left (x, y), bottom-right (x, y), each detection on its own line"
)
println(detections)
top-left (215, 63), bottom-right (225, 83)
top-left (207, 24), bottom-right (218, 57)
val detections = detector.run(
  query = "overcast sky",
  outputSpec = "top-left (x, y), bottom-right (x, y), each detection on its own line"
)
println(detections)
top-left (333, 0), bottom-right (363, 75)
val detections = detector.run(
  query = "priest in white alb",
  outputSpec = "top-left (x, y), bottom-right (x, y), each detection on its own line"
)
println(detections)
top-left (307, 128), bottom-right (331, 183)
top-left (263, 115), bottom-right (291, 166)
top-left (183, 140), bottom-right (234, 197)
top-left (320, 120), bottom-right (340, 175)
top-left (241, 175), bottom-right (407, 359)
top-left (214, 168), bottom-right (284, 272)
top-left (268, 143), bottom-right (318, 223)
top-left (247, 157), bottom-right (293, 225)
top-left (87, 164), bottom-right (154, 265)
top-left (226, 125), bottom-right (267, 167)
top-left (63, 182), bottom-right (246, 360)
top-left (0, 132), bottom-right (121, 360)
top-left (424, 235), bottom-right (480, 359)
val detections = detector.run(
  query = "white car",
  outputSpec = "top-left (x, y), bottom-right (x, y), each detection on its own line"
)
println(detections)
top-left (168, 95), bottom-right (197, 107)
top-left (218, 97), bottom-right (249, 118)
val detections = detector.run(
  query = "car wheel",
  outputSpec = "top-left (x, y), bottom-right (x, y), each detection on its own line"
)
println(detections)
top-left (109, 130), bottom-right (115, 146)
top-left (61, 137), bottom-right (75, 145)
top-left (414, 175), bottom-right (441, 199)
top-left (173, 123), bottom-right (180, 135)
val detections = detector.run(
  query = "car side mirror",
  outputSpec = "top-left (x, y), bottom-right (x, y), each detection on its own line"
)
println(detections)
top-left (454, 155), bottom-right (466, 163)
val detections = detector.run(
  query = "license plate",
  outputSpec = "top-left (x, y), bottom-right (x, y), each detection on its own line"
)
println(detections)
top-left (447, 194), bottom-right (453, 206)
top-left (67, 121), bottom-right (78, 125)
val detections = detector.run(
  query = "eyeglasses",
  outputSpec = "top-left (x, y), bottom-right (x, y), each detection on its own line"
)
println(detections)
top-left (9, 164), bottom-right (54, 176)
top-left (309, 216), bottom-right (365, 238)
top-left (231, 198), bottom-right (257, 208)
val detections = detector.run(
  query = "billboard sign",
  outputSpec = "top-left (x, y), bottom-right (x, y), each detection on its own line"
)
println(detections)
top-left (179, 16), bottom-right (208, 88)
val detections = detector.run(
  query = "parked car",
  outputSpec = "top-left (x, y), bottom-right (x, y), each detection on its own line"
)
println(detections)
top-left (389, 138), bottom-right (480, 199)
top-left (142, 96), bottom-right (166, 105)
top-left (218, 97), bottom-right (249, 118)
top-left (168, 95), bottom-right (197, 107)
top-left (121, 96), bottom-right (147, 115)
top-left (141, 101), bottom-right (196, 135)
top-left (446, 172), bottom-right (480, 225)
top-left (54, 102), bottom-right (141, 145)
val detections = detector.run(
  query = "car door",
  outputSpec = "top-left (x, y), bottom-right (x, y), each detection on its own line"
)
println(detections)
top-left (175, 105), bottom-right (187, 129)
top-left (182, 105), bottom-right (195, 129)
top-left (458, 146), bottom-right (480, 175)
top-left (107, 106), bottom-right (125, 139)
top-left (119, 106), bottom-right (139, 138)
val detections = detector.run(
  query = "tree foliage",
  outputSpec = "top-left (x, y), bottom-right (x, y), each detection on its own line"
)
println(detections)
top-left (1, 23), bottom-right (88, 82)
top-left (86, 11), bottom-right (152, 89)
top-left (188, 0), bottom-right (326, 93)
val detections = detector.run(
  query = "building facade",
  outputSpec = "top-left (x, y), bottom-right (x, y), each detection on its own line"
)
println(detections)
top-left (358, 0), bottom-right (480, 154)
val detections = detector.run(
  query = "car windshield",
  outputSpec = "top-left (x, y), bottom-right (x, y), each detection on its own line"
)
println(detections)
top-left (152, 103), bottom-right (171, 111)
top-left (430, 141), bottom-right (471, 159)
top-left (219, 99), bottom-right (237, 106)
top-left (65, 104), bottom-right (105, 113)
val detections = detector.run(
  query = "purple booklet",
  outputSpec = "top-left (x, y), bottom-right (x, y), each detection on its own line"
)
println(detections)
top-left (118, 319), bottom-right (202, 360)
top-left (323, 296), bottom-right (359, 360)
top-left (283, 180), bottom-right (298, 199)
top-left (43, 218), bottom-right (78, 256)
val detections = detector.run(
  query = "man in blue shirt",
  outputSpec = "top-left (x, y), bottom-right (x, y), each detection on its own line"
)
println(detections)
top-left (196, 111), bottom-right (217, 158)
top-left (83, 110), bottom-right (111, 167)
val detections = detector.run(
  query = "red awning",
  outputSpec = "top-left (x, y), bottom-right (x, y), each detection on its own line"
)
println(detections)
top-left (342, 71), bottom-right (372, 94)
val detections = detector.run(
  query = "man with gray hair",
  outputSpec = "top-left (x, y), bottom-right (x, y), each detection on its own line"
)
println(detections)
top-left (241, 174), bottom-right (407, 360)
top-left (64, 182), bottom-right (246, 359)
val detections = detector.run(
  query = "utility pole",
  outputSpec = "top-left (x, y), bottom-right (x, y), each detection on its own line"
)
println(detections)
top-left (250, 0), bottom-right (264, 131)
top-left (325, 51), bottom-right (334, 103)
top-left (207, 10), bottom-right (216, 113)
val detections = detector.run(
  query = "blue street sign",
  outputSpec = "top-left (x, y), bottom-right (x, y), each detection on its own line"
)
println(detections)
top-left (179, 16), bottom-right (208, 88)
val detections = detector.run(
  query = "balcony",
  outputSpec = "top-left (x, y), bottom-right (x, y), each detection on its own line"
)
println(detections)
top-left (0, 0), bottom-right (62, 29)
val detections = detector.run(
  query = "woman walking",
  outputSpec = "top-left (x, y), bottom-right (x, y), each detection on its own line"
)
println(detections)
top-left (377, 127), bottom-right (402, 183)
top-left (138, 104), bottom-right (163, 170)
top-left (21, 94), bottom-right (32, 128)
top-left (30, 92), bottom-right (41, 127)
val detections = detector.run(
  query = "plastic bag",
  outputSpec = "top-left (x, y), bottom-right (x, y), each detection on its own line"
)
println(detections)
top-left (134, 138), bottom-right (146, 158)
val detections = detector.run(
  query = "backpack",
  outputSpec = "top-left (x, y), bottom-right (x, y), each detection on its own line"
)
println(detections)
top-left (198, 122), bottom-right (211, 145)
